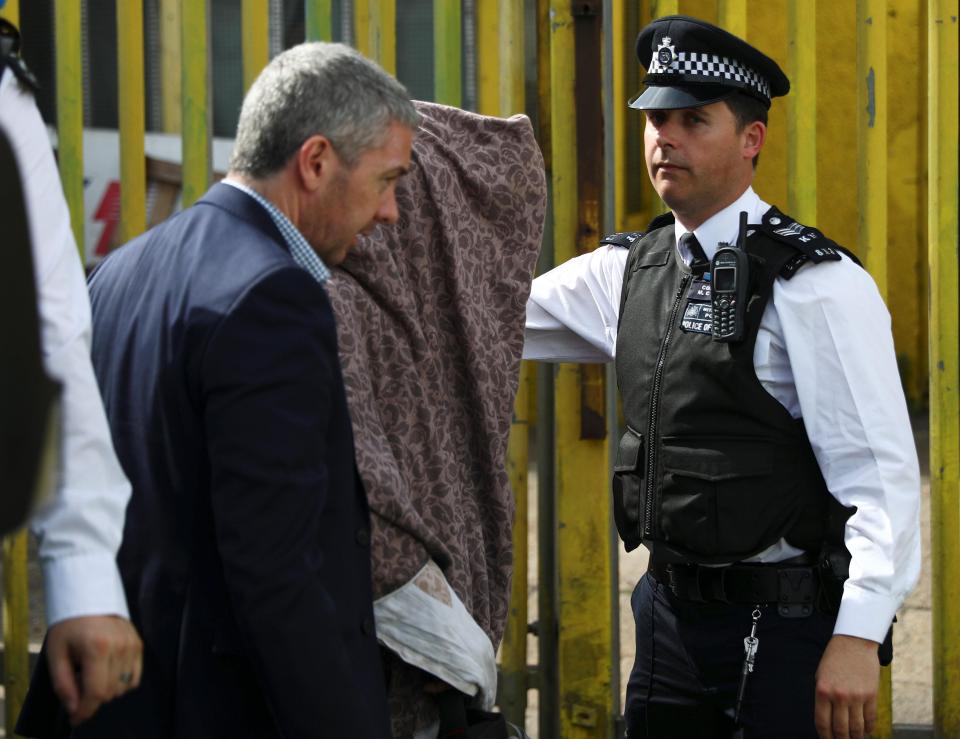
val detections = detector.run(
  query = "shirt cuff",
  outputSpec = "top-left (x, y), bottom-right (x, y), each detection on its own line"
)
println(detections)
top-left (42, 552), bottom-right (130, 625)
top-left (832, 582), bottom-right (898, 644)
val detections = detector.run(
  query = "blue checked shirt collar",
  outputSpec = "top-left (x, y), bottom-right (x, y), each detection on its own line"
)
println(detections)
top-left (222, 179), bottom-right (331, 285)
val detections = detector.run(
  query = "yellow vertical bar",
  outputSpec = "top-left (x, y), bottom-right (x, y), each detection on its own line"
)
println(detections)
top-left (928, 3), bottom-right (960, 736)
top-left (305, 0), bottom-right (333, 41)
top-left (3, 532), bottom-right (29, 737)
top-left (497, 0), bottom-right (523, 115)
top-left (380, 0), bottom-right (396, 76)
top-left (354, 0), bottom-right (371, 57)
top-left (857, 5), bottom-right (891, 728)
top-left (161, 0), bottom-right (181, 133)
top-left (55, 0), bottom-right (85, 261)
top-left (536, 0), bottom-right (550, 166)
top-left (815, 2), bottom-right (857, 250)
top-left (886, 0), bottom-right (928, 408)
top-left (502, 362), bottom-right (532, 729)
top-left (787, 0), bottom-right (817, 224)
top-left (433, 0), bottom-right (462, 106)
top-left (181, 0), bottom-right (210, 208)
top-left (0, 0), bottom-right (19, 26)
top-left (739, 2), bottom-right (788, 210)
top-left (354, 0), bottom-right (395, 74)
top-left (242, 0), bottom-right (269, 93)
top-left (717, 0), bottom-right (747, 39)
top-left (651, 0), bottom-right (679, 17)
top-left (550, 2), bottom-right (612, 737)
top-left (498, 4), bottom-right (527, 726)
top-left (116, 0), bottom-right (146, 246)
top-left (612, 0), bottom-right (626, 230)
top-left (475, 0), bottom-right (500, 115)
top-left (857, 0), bottom-right (887, 299)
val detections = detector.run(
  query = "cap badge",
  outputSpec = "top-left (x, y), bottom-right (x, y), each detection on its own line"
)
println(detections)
top-left (655, 36), bottom-right (677, 70)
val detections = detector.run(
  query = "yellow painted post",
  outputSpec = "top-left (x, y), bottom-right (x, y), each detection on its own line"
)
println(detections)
top-left (305, 0), bottom-right (333, 41)
top-left (497, 0), bottom-right (523, 116)
top-left (612, 0), bottom-right (626, 230)
top-left (886, 0), bottom-right (929, 408)
top-left (650, 0), bottom-right (679, 17)
top-left (0, 0), bottom-right (19, 26)
top-left (534, 3), bottom-right (556, 735)
top-left (181, 0), bottom-right (210, 208)
top-left (857, 0), bottom-right (888, 298)
top-left (242, 0), bottom-right (269, 93)
top-left (502, 362), bottom-right (531, 728)
top-left (55, 0), bottom-right (85, 258)
top-left (116, 0), bottom-right (146, 246)
top-left (717, 0), bottom-right (747, 39)
top-left (786, 0), bottom-right (816, 224)
top-left (3, 532), bottom-right (29, 737)
top-left (928, 3), bottom-right (960, 736)
top-left (433, 0), bottom-right (461, 107)
top-left (475, 0), bottom-right (500, 117)
top-left (549, 2), bottom-right (612, 737)
top-left (354, 0), bottom-right (396, 75)
top-left (160, 0), bottom-right (181, 133)
top-left (498, 5), bottom-right (527, 726)
top-left (734, 3), bottom-right (787, 210)
top-left (857, 6), bottom-right (891, 730)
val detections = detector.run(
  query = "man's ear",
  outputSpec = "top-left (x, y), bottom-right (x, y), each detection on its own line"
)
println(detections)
top-left (742, 120), bottom-right (766, 162)
top-left (297, 134), bottom-right (335, 192)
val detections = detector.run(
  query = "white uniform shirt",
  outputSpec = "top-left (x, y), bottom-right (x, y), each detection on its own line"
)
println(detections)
top-left (1, 68), bottom-right (131, 624)
top-left (524, 186), bottom-right (921, 643)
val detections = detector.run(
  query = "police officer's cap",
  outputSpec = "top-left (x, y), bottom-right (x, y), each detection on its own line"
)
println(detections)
top-left (630, 15), bottom-right (789, 111)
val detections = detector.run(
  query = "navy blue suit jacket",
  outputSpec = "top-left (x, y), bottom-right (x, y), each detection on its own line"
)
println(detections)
top-left (28, 184), bottom-right (390, 738)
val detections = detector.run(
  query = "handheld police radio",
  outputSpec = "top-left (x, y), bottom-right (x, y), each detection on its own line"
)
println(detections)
top-left (710, 211), bottom-right (750, 342)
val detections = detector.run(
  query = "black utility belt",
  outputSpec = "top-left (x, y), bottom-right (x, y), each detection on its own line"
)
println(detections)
top-left (649, 559), bottom-right (818, 618)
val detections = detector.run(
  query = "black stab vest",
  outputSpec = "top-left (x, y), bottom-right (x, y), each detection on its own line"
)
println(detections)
top-left (612, 213), bottom-right (853, 564)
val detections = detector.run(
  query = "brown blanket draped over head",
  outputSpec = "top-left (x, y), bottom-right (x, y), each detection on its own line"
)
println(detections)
top-left (326, 101), bottom-right (545, 731)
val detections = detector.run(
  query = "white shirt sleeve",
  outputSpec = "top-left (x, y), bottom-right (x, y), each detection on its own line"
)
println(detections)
top-left (775, 257), bottom-right (922, 642)
top-left (1, 70), bottom-right (131, 624)
top-left (523, 245), bottom-right (628, 362)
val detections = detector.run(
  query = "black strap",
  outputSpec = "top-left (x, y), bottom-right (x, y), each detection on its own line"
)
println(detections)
top-left (649, 559), bottom-right (818, 617)
top-left (0, 18), bottom-right (40, 93)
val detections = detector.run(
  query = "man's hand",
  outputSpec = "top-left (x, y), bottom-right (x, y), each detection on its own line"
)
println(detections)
top-left (46, 615), bottom-right (143, 726)
top-left (814, 634), bottom-right (880, 739)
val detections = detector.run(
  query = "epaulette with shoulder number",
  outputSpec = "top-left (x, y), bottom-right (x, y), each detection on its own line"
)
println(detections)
top-left (599, 212), bottom-right (675, 249)
top-left (755, 206), bottom-right (861, 279)
top-left (0, 19), bottom-right (39, 94)
top-left (599, 231), bottom-right (643, 249)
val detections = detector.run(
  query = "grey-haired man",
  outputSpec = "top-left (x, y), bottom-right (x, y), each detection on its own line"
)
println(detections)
top-left (20, 42), bottom-right (417, 739)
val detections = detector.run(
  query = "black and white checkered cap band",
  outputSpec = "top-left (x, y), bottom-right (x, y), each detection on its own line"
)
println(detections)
top-left (648, 51), bottom-right (771, 100)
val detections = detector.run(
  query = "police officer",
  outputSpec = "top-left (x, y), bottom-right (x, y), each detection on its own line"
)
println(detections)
top-left (523, 15), bottom-right (921, 739)
top-left (1, 16), bottom-right (143, 728)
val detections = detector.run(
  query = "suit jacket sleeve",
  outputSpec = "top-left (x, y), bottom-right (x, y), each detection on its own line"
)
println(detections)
top-left (201, 266), bottom-right (355, 735)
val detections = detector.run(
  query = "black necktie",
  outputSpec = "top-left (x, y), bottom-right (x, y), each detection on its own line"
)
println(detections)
top-left (680, 232), bottom-right (710, 273)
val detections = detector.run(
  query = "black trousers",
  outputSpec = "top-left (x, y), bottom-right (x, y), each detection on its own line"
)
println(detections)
top-left (624, 572), bottom-right (835, 739)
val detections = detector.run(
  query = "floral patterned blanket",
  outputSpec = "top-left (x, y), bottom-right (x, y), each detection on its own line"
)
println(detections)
top-left (327, 100), bottom-right (545, 735)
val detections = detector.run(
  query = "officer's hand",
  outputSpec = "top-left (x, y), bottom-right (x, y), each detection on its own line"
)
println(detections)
top-left (813, 634), bottom-right (880, 739)
top-left (46, 615), bottom-right (143, 726)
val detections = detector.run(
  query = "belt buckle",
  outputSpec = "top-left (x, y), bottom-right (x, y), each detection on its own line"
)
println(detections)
top-left (696, 565), bottom-right (729, 603)
top-left (777, 567), bottom-right (816, 618)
